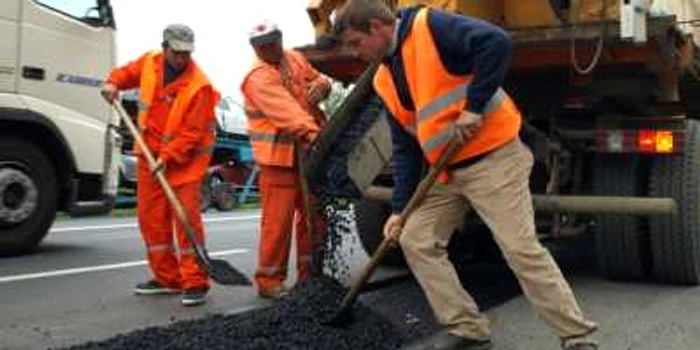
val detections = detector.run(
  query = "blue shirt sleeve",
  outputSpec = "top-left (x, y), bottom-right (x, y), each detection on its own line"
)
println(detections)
top-left (385, 111), bottom-right (424, 213)
top-left (426, 9), bottom-right (512, 114)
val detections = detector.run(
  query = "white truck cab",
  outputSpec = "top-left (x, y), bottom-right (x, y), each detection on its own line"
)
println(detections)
top-left (0, 0), bottom-right (120, 255)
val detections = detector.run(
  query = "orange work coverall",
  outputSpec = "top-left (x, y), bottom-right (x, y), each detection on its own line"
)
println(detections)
top-left (240, 50), bottom-right (329, 292)
top-left (107, 51), bottom-right (218, 291)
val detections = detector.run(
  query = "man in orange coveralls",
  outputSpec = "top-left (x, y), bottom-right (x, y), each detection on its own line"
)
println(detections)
top-left (101, 24), bottom-right (219, 307)
top-left (240, 21), bottom-right (331, 299)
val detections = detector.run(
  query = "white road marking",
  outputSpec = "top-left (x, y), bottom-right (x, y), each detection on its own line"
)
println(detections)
top-left (50, 215), bottom-right (261, 233)
top-left (0, 249), bottom-right (249, 284)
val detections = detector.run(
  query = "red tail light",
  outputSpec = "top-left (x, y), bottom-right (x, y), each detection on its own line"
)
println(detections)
top-left (597, 130), bottom-right (678, 154)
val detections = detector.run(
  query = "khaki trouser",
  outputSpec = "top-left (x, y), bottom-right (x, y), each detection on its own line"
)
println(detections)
top-left (399, 138), bottom-right (598, 340)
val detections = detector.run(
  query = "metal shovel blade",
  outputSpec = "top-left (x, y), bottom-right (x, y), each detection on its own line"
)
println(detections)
top-left (207, 258), bottom-right (252, 286)
top-left (325, 303), bottom-right (355, 327)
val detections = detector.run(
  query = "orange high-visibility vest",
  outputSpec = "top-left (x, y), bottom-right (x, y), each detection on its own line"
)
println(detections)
top-left (373, 8), bottom-right (522, 183)
top-left (241, 52), bottom-right (301, 168)
top-left (243, 103), bottom-right (296, 167)
top-left (137, 50), bottom-right (217, 185)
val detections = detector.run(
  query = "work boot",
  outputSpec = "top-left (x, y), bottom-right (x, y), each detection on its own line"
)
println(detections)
top-left (182, 288), bottom-right (209, 307)
top-left (401, 330), bottom-right (492, 350)
top-left (134, 279), bottom-right (180, 295)
top-left (562, 338), bottom-right (598, 350)
top-left (258, 284), bottom-right (290, 300)
top-left (563, 344), bottom-right (597, 350)
top-left (562, 332), bottom-right (599, 350)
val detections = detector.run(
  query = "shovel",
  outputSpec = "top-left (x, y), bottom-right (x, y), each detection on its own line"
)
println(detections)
top-left (111, 101), bottom-right (251, 286)
top-left (327, 135), bottom-right (462, 326)
top-left (295, 140), bottom-right (321, 277)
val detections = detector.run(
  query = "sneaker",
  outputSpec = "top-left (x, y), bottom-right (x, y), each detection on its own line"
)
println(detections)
top-left (182, 288), bottom-right (209, 307)
top-left (134, 280), bottom-right (180, 295)
top-left (401, 330), bottom-right (492, 350)
top-left (258, 284), bottom-right (290, 300)
top-left (563, 343), bottom-right (598, 350)
top-left (562, 333), bottom-right (599, 350)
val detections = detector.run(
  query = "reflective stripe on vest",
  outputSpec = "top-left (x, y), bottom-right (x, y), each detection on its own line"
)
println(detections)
top-left (248, 131), bottom-right (294, 144)
top-left (418, 87), bottom-right (507, 122)
top-left (421, 88), bottom-right (507, 154)
top-left (245, 109), bottom-right (266, 119)
top-left (243, 105), bottom-right (296, 167)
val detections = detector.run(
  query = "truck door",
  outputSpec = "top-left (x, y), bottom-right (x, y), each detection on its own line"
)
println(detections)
top-left (18, 0), bottom-right (115, 124)
top-left (0, 0), bottom-right (20, 92)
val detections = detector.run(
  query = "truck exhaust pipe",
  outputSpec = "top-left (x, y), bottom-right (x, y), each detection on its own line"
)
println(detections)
top-left (363, 186), bottom-right (678, 216)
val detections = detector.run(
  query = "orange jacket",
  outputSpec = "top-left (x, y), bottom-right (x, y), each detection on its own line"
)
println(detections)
top-left (240, 49), bottom-right (330, 168)
top-left (107, 50), bottom-right (220, 185)
top-left (373, 8), bottom-right (522, 183)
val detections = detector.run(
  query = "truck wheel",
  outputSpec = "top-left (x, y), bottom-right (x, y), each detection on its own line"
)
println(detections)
top-left (649, 119), bottom-right (700, 285)
top-left (591, 155), bottom-right (649, 280)
top-left (214, 180), bottom-right (237, 212)
top-left (199, 175), bottom-right (212, 212)
top-left (0, 137), bottom-right (57, 256)
top-left (354, 198), bottom-right (405, 267)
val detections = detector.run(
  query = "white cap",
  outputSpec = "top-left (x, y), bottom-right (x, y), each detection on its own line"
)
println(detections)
top-left (248, 20), bottom-right (282, 46)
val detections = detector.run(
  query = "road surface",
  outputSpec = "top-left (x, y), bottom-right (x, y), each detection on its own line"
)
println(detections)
top-left (1, 211), bottom-right (700, 349)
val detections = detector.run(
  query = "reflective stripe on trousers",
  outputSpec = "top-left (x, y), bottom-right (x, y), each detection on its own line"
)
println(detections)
top-left (147, 244), bottom-right (173, 253)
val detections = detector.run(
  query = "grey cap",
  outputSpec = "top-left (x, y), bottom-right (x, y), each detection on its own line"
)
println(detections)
top-left (163, 24), bottom-right (195, 52)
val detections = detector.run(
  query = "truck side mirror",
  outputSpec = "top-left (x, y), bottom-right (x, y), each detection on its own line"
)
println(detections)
top-left (97, 0), bottom-right (116, 28)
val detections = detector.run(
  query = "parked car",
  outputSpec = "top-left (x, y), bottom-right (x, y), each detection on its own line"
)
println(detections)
top-left (201, 156), bottom-right (258, 212)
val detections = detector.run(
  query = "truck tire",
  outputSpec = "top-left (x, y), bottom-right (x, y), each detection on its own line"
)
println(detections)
top-left (213, 181), bottom-right (237, 212)
top-left (354, 198), bottom-right (405, 267)
top-left (199, 175), bottom-right (212, 212)
top-left (648, 119), bottom-right (700, 285)
top-left (0, 137), bottom-right (57, 256)
top-left (591, 155), bottom-right (649, 280)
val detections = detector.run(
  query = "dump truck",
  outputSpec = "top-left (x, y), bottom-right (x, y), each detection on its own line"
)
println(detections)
top-left (298, 0), bottom-right (700, 285)
top-left (0, 0), bottom-right (121, 255)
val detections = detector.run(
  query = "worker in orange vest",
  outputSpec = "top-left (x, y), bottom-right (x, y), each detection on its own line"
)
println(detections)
top-left (101, 24), bottom-right (220, 307)
top-left (240, 21), bottom-right (330, 299)
top-left (334, 1), bottom-right (599, 350)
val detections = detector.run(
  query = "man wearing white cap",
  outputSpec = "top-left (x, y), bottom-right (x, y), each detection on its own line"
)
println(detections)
top-left (101, 24), bottom-right (220, 307)
top-left (240, 21), bottom-right (331, 299)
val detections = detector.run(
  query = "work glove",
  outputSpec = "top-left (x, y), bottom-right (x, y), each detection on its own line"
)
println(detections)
top-left (101, 83), bottom-right (119, 104)
top-left (308, 81), bottom-right (331, 105)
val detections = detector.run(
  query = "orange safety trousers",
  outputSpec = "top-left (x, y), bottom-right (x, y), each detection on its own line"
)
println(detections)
top-left (255, 164), bottom-right (325, 291)
top-left (136, 161), bottom-right (209, 291)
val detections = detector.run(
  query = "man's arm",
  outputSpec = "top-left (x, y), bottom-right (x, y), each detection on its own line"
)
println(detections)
top-left (386, 112), bottom-right (424, 214)
top-left (242, 68), bottom-right (320, 142)
top-left (427, 9), bottom-right (512, 114)
top-left (291, 50), bottom-right (332, 104)
top-left (159, 87), bottom-right (218, 164)
top-left (101, 53), bottom-right (149, 103)
top-left (105, 53), bottom-right (150, 91)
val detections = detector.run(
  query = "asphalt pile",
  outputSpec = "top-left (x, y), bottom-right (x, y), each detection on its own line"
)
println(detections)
top-left (57, 277), bottom-right (410, 350)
